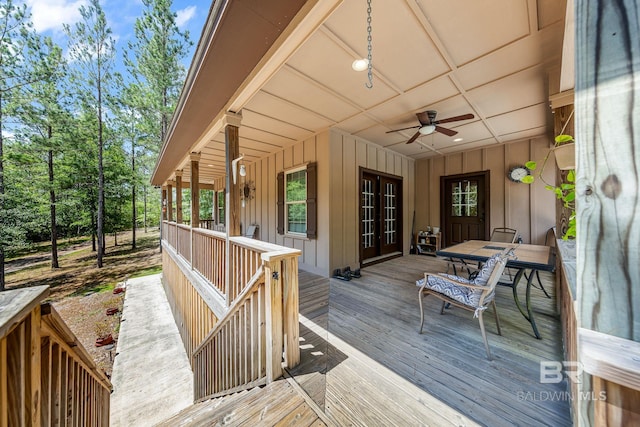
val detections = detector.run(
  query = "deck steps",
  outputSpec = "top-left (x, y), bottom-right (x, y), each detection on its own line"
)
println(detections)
top-left (156, 379), bottom-right (327, 427)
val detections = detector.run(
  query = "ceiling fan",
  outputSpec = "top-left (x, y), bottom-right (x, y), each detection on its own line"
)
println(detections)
top-left (386, 110), bottom-right (474, 144)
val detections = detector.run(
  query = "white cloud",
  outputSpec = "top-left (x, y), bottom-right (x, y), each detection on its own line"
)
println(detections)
top-left (175, 5), bottom-right (196, 28)
top-left (27, 0), bottom-right (88, 33)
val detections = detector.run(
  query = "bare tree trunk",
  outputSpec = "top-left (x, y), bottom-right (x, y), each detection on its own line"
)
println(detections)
top-left (48, 129), bottom-right (59, 268)
top-left (96, 68), bottom-right (105, 267)
top-left (143, 184), bottom-right (148, 233)
top-left (132, 138), bottom-right (136, 249)
top-left (0, 94), bottom-right (4, 290)
top-left (91, 209), bottom-right (96, 252)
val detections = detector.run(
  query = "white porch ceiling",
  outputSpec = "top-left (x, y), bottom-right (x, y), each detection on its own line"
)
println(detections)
top-left (173, 0), bottom-right (566, 184)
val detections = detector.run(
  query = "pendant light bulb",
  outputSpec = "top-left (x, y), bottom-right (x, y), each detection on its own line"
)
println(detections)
top-left (352, 58), bottom-right (368, 72)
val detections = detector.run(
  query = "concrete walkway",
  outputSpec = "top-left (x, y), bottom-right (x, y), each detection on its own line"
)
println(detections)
top-left (110, 274), bottom-right (193, 427)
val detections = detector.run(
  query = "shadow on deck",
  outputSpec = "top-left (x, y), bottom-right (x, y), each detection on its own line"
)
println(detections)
top-left (288, 254), bottom-right (571, 427)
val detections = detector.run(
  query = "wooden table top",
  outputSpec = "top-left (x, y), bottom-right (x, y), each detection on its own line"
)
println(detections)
top-left (436, 240), bottom-right (555, 271)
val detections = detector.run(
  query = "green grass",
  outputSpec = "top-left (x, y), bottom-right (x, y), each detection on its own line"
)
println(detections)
top-left (130, 265), bottom-right (162, 278)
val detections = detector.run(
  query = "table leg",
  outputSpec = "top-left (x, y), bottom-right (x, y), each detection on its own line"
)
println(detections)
top-left (508, 268), bottom-right (542, 339)
top-left (510, 269), bottom-right (529, 320)
top-left (526, 270), bottom-right (541, 339)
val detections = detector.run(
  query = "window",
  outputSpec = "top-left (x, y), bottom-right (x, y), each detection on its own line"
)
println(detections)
top-left (285, 168), bottom-right (307, 234)
top-left (451, 180), bottom-right (478, 217)
top-left (277, 163), bottom-right (317, 239)
top-left (217, 191), bottom-right (225, 225)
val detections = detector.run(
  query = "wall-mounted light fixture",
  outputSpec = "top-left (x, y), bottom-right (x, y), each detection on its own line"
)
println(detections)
top-left (241, 181), bottom-right (255, 208)
top-left (232, 154), bottom-right (244, 184)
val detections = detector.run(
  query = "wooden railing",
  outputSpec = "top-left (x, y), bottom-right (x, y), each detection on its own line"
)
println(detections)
top-left (1, 286), bottom-right (112, 426)
top-left (160, 220), bottom-right (301, 400)
top-left (192, 267), bottom-right (266, 398)
top-left (166, 223), bottom-right (288, 305)
top-left (162, 251), bottom-right (218, 361)
top-left (166, 221), bottom-right (178, 249)
top-left (192, 250), bottom-right (300, 401)
top-left (176, 223), bottom-right (191, 263)
top-left (192, 228), bottom-right (227, 296)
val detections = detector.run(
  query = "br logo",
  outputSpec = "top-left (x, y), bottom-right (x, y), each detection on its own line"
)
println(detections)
top-left (540, 361), bottom-right (583, 384)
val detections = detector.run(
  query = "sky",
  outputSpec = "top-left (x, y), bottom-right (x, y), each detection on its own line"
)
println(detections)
top-left (23, 0), bottom-right (211, 71)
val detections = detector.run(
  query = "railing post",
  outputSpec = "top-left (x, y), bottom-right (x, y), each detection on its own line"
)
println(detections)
top-left (263, 257), bottom-right (283, 383)
top-left (29, 306), bottom-right (42, 426)
top-left (282, 256), bottom-right (300, 368)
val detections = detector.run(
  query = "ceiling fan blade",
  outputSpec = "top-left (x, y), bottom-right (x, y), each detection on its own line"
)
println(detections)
top-left (385, 125), bottom-right (420, 133)
top-left (435, 126), bottom-right (457, 137)
top-left (416, 111), bottom-right (433, 126)
top-left (406, 131), bottom-right (421, 144)
top-left (434, 113), bottom-right (474, 125)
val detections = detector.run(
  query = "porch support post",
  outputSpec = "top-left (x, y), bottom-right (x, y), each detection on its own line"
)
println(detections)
top-left (576, 1), bottom-right (640, 425)
top-left (190, 153), bottom-right (200, 269)
top-left (161, 187), bottom-right (167, 221)
top-left (175, 170), bottom-right (183, 224)
top-left (167, 181), bottom-right (173, 222)
top-left (224, 112), bottom-right (242, 237)
top-left (263, 256), bottom-right (283, 383)
top-left (190, 153), bottom-right (201, 228)
top-left (224, 112), bottom-right (242, 303)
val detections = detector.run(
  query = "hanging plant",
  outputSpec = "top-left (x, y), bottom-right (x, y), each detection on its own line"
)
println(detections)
top-left (523, 133), bottom-right (576, 240)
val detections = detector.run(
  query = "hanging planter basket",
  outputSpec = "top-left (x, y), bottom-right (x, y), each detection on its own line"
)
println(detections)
top-left (553, 142), bottom-right (575, 170)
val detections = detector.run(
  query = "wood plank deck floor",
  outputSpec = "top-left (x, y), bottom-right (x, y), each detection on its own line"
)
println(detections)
top-left (288, 255), bottom-right (571, 427)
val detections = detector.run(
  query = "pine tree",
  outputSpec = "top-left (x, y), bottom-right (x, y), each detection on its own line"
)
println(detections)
top-left (0, 0), bottom-right (47, 289)
top-left (14, 36), bottom-right (65, 268)
top-left (64, 0), bottom-right (116, 268)
top-left (124, 0), bottom-right (192, 249)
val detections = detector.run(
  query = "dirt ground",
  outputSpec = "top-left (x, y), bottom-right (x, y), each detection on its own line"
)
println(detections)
top-left (6, 229), bottom-right (162, 378)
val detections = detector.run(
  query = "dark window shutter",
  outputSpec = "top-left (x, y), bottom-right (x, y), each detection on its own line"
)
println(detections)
top-left (306, 162), bottom-right (317, 239)
top-left (213, 191), bottom-right (219, 223)
top-left (277, 171), bottom-right (284, 234)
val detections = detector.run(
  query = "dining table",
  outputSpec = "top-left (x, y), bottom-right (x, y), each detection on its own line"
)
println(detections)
top-left (436, 240), bottom-right (555, 339)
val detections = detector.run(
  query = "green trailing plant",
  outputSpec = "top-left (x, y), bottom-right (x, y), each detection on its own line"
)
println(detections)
top-left (523, 134), bottom-right (576, 239)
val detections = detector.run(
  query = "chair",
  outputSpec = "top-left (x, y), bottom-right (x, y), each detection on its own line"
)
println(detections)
top-left (446, 227), bottom-right (518, 276)
top-left (243, 224), bottom-right (258, 239)
top-left (489, 227), bottom-right (518, 243)
top-left (525, 226), bottom-right (556, 298)
top-left (417, 249), bottom-right (513, 360)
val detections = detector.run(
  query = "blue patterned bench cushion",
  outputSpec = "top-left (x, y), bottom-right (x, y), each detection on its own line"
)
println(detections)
top-left (416, 253), bottom-right (503, 309)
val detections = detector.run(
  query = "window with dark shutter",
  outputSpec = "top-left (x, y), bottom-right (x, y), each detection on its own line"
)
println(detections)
top-left (277, 163), bottom-right (317, 239)
top-left (306, 162), bottom-right (317, 239)
top-left (277, 172), bottom-right (285, 234)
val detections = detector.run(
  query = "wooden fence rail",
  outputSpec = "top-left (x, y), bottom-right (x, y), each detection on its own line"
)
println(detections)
top-left (192, 229), bottom-right (227, 296)
top-left (160, 220), bottom-right (301, 400)
top-left (176, 224), bottom-right (191, 263)
top-left (192, 267), bottom-right (266, 399)
top-left (192, 251), bottom-right (300, 401)
top-left (0, 286), bottom-right (112, 427)
top-left (167, 221), bottom-right (177, 249)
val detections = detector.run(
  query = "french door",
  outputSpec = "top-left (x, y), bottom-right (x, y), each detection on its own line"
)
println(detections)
top-left (360, 169), bottom-right (403, 262)
top-left (441, 171), bottom-right (490, 248)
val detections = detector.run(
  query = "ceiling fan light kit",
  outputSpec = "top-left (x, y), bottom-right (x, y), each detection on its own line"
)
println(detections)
top-left (418, 125), bottom-right (436, 135)
top-left (386, 110), bottom-right (475, 144)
